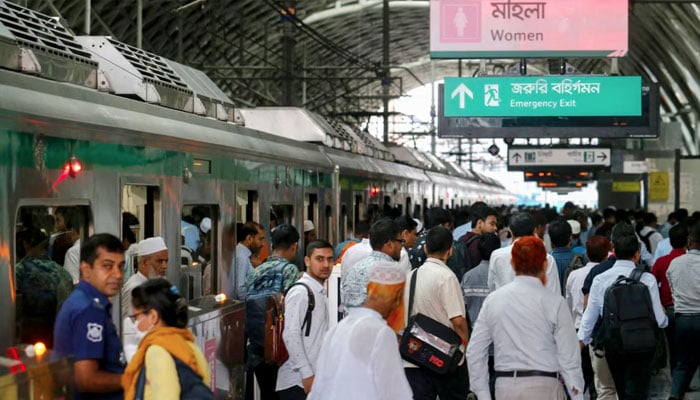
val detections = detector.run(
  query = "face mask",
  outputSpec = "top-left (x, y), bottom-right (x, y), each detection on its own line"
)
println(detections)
top-left (135, 318), bottom-right (154, 342)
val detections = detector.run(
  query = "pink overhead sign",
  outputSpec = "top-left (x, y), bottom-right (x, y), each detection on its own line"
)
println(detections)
top-left (430, 0), bottom-right (628, 58)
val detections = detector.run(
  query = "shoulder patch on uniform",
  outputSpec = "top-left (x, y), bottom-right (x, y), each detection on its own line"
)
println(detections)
top-left (86, 323), bottom-right (103, 342)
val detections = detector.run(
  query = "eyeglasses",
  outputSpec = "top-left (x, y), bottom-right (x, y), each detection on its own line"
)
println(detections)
top-left (391, 238), bottom-right (406, 246)
top-left (129, 311), bottom-right (147, 324)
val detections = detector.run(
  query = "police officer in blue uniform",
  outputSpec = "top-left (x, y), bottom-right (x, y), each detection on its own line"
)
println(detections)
top-left (54, 233), bottom-right (126, 400)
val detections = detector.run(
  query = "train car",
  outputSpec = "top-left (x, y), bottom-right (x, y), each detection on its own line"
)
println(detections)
top-left (0, 2), bottom-right (514, 397)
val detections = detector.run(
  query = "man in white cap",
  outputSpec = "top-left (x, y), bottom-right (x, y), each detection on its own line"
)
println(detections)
top-left (309, 263), bottom-right (412, 400)
top-left (303, 220), bottom-right (316, 251)
top-left (120, 236), bottom-right (168, 360)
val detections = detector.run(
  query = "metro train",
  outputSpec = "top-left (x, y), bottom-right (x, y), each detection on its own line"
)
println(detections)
top-left (0, 2), bottom-right (514, 396)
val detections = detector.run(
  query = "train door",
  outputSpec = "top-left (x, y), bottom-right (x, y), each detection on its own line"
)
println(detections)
top-left (406, 197), bottom-right (412, 217)
top-left (180, 204), bottom-right (218, 299)
top-left (14, 203), bottom-right (91, 348)
top-left (304, 192), bottom-right (319, 247)
top-left (120, 183), bottom-right (162, 332)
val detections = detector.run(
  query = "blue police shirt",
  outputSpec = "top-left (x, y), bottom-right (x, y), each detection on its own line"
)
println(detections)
top-left (53, 281), bottom-right (125, 400)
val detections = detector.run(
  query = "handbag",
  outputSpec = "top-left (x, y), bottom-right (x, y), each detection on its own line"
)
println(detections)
top-left (399, 268), bottom-right (464, 374)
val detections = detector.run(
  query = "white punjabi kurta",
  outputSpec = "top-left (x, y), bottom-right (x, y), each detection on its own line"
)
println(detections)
top-left (308, 307), bottom-right (412, 400)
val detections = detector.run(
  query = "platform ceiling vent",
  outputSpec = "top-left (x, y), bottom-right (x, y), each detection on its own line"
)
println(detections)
top-left (75, 36), bottom-right (234, 120)
top-left (0, 0), bottom-right (97, 87)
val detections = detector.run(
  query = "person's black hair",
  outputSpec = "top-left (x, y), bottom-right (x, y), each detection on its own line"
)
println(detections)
top-left (80, 233), bottom-right (124, 264)
top-left (478, 233), bottom-right (501, 262)
top-left (238, 221), bottom-right (262, 244)
top-left (612, 233), bottom-right (640, 259)
top-left (471, 205), bottom-right (498, 226)
top-left (122, 224), bottom-right (137, 246)
top-left (610, 222), bottom-right (635, 241)
top-left (677, 208), bottom-right (689, 222)
top-left (369, 218), bottom-right (400, 250)
top-left (131, 278), bottom-right (188, 328)
top-left (590, 212), bottom-right (603, 226)
top-left (394, 215), bottom-right (417, 233)
top-left (602, 208), bottom-right (616, 220)
top-left (549, 220), bottom-right (572, 248)
top-left (355, 220), bottom-right (371, 236)
top-left (453, 208), bottom-right (470, 227)
top-left (306, 239), bottom-right (333, 257)
top-left (64, 208), bottom-right (84, 232)
top-left (642, 212), bottom-right (657, 226)
top-left (426, 207), bottom-right (452, 229)
top-left (270, 224), bottom-right (299, 250)
top-left (669, 223), bottom-right (689, 249)
top-left (425, 226), bottom-right (453, 255)
top-left (509, 213), bottom-right (535, 238)
top-left (18, 228), bottom-right (48, 249)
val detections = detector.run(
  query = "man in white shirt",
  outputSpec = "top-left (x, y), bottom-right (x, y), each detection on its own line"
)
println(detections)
top-left (488, 213), bottom-right (561, 295)
top-left (468, 236), bottom-right (583, 400)
top-left (233, 222), bottom-right (265, 300)
top-left (578, 233), bottom-right (667, 399)
top-left (395, 215), bottom-right (419, 275)
top-left (63, 238), bottom-right (81, 284)
top-left (308, 264), bottom-right (412, 400)
top-left (276, 240), bottom-right (332, 399)
top-left (120, 236), bottom-right (168, 360)
top-left (565, 235), bottom-right (611, 400)
top-left (638, 212), bottom-right (663, 256)
top-left (405, 226), bottom-right (469, 400)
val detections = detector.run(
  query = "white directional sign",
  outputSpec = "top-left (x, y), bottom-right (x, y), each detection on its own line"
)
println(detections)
top-left (508, 148), bottom-right (611, 169)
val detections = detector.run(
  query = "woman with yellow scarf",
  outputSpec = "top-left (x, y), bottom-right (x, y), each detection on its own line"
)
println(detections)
top-left (121, 279), bottom-right (212, 399)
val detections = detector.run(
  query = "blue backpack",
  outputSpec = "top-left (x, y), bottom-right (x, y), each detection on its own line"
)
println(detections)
top-left (244, 260), bottom-right (293, 360)
top-left (134, 354), bottom-right (213, 400)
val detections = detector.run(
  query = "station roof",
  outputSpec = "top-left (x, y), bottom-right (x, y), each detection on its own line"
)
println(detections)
top-left (10, 0), bottom-right (700, 155)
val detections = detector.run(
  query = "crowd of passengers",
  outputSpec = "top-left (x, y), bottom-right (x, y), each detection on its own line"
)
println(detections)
top-left (12, 202), bottom-right (700, 400)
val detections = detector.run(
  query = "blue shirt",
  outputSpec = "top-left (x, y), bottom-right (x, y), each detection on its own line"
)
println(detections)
top-left (550, 247), bottom-right (575, 291)
top-left (54, 281), bottom-right (125, 400)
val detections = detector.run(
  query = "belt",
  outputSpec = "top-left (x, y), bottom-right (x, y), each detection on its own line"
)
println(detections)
top-left (675, 313), bottom-right (700, 317)
top-left (494, 370), bottom-right (559, 379)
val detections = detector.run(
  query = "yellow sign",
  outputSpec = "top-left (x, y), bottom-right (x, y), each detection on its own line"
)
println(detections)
top-left (649, 171), bottom-right (669, 202)
top-left (612, 181), bottom-right (641, 192)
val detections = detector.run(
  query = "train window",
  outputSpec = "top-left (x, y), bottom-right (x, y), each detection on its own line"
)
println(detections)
top-left (192, 158), bottom-right (211, 174)
top-left (271, 204), bottom-right (294, 226)
top-left (305, 193), bottom-right (318, 232)
top-left (340, 204), bottom-right (348, 242)
top-left (325, 205), bottom-right (333, 244)
top-left (180, 205), bottom-right (218, 299)
top-left (236, 190), bottom-right (259, 223)
top-left (354, 194), bottom-right (364, 225)
top-left (14, 204), bottom-right (90, 347)
top-left (122, 184), bottom-right (162, 241)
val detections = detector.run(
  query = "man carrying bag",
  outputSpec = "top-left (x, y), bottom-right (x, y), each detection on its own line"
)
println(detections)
top-left (402, 226), bottom-right (469, 400)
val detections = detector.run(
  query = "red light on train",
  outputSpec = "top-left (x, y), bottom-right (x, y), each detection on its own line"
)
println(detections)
top-left (64, 156), bottom-right (83, 178)
top-left (369, 186), bottom-right (380, 196)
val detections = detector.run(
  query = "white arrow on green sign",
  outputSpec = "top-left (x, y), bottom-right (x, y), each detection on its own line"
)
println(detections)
top-left (444, 76), bottom-right (641, 117)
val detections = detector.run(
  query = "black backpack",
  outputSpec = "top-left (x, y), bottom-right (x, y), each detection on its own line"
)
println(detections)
top-left (447, 234), bottom-right (481, 278)
top-left (640, 230), bottom-right (656, 254)
top-left (595, 268), bottom-right (663, 359)
top-left (562, 254), bottom-right (584, 293)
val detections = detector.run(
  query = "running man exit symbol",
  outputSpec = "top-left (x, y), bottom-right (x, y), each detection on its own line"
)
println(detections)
top-left (484, 84), bottom-right (500, 107)
top-left (584, 152), bottom-right (595, 163)
top-left (525, 152), bottom-right (536, 162)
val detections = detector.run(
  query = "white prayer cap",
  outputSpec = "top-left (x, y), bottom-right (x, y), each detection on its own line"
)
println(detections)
top-left (567, 219), bottom-right (581, 235)
top-left (303, 220), bottom-right (315, 233)
top-left (413, 218), bottom-right (423, 234)
top-left (137, 237), bottom-right (167, 256)
top-left (200, 217), bottom-right (212, 234)
top-left (369, 263), bottom-right (405, 285)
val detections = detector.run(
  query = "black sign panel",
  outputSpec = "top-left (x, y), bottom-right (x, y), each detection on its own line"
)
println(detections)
top-left (524, 171), bottom-right (596, 182)
top-left (437, 83), bottom-right (659, 139)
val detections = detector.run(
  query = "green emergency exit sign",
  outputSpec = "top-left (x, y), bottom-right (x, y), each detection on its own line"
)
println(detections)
top-left (444, 76), bottom-right (641, 117)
